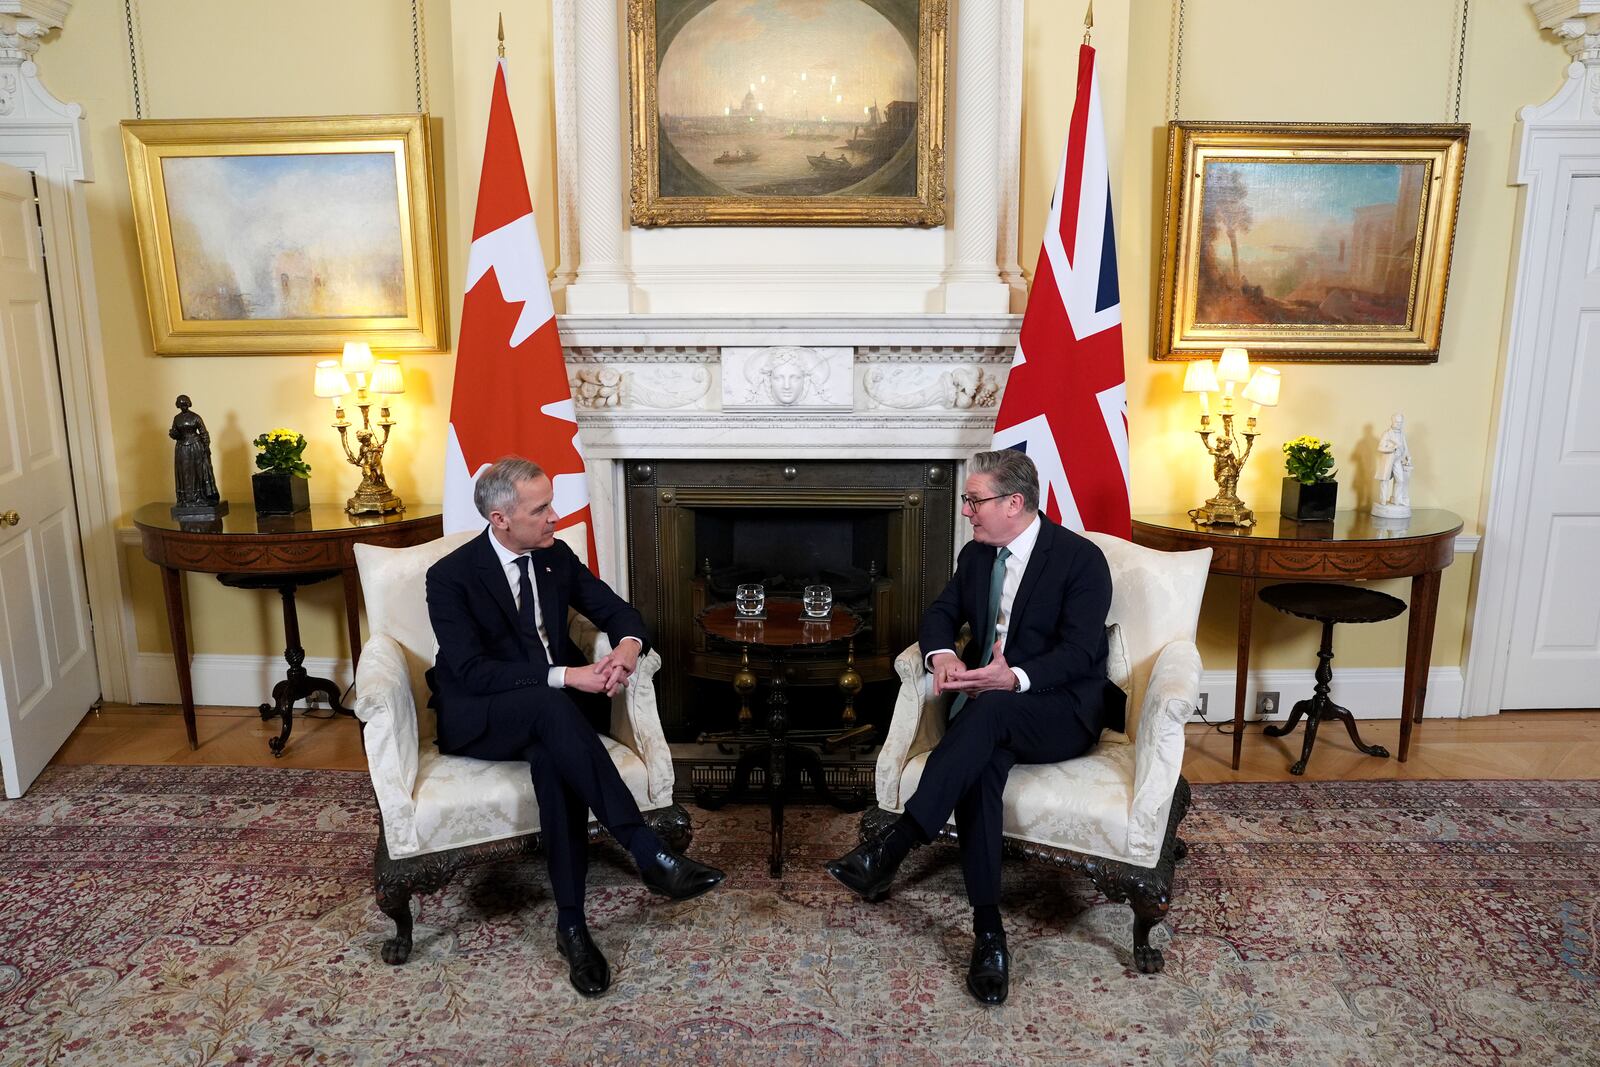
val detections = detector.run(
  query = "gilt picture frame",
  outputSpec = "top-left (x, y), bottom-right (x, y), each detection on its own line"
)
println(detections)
top-left (1154, 122), bottom-right (1469, 364)
top-left (627, 0), bottom-right (948, 227)
top-left (120, 114), bottom-right (446, 355)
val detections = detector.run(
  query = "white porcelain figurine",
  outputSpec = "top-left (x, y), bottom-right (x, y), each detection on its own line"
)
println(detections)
top-left (1372, 412), bottom-right (1413, 518)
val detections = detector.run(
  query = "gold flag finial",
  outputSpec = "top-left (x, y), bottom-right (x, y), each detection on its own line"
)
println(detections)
top-left (1083, 2), bottom-right (1094, 44)
top-left (497, 13), bottom-right (506, 58)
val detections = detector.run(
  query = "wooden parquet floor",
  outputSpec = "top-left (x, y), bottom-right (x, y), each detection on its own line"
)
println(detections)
top-left (52, 704), bottom-right (1600, 782)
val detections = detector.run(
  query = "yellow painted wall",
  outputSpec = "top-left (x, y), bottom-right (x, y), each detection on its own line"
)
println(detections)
top-left (33, 0), bottom-right (1569, 693)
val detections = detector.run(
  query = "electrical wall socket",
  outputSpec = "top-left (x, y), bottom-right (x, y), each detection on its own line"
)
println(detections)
top-left (1256, 691), bottom-right (1281, 717)
top-left (1194, 692), bottom-right (1209, 717)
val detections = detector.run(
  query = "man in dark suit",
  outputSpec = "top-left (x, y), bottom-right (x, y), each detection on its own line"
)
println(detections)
top-left (426, 456), bottom-right (723, 997)
top-left (824, 449), bottom-right (1117, 1004)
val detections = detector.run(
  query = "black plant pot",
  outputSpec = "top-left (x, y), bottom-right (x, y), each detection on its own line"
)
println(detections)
top-left (1280, 477), bottom-right (1337, 522)
top-left (252, 472), bottom-right (310, 515)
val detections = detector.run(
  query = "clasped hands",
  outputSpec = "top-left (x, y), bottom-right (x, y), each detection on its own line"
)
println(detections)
top-left (930, 644), bottom-right (1017, 696)
top-left (564, 640), bottom-right (640, 697)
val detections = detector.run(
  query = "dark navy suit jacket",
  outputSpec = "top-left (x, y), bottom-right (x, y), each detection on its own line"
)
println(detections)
top-left (424, 528), bottom-right (650, 754)
top-left (919, 516), bottom-right (1122, 734)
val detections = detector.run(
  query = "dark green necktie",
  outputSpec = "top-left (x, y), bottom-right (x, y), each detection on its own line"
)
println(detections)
top-left (951, 546), bottom-right (1011, 720)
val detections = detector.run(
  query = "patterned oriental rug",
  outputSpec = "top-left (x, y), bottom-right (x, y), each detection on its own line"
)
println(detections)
top-left (0, 767), bottom-right (1597, 1066)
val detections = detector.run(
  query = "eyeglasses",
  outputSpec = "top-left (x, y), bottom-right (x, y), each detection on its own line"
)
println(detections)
top-left (960, 493), bottom-right (1011, 509)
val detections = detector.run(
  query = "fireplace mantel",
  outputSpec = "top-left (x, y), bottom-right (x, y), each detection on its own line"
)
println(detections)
top-left (563, 312), bottom-right (1015, 589)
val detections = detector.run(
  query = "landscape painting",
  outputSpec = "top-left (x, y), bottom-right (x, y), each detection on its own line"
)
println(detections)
top-left (1155, 122), bottom-right (1469, 364)
top-left (121, 114), bottom-right (446, 354)
top-left (1194, 161), bottom-right (1426, 329)
top-left (162, 153), bottom-right (406, 321)
top-left (629, 0), bottom-right (947, 226)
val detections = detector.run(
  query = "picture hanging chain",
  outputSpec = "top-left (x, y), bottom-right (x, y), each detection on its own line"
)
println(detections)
top-left (123, 0), bottom-right (144, 120)
top-left (1170, 0), bottom-right (1186, 122)
top-left (411, 0), bottom-right (430, 114)
top-left (1452, 0), bottom-right (1470, 123)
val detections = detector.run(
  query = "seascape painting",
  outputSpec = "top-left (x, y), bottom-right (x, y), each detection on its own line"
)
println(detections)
top-left (1194, 161), bottom-right (1427, 329)
top-left (161, 153), bottom-right (406, 321)
top-left (629, 0), bottom-right (945, 225)
top-left (656, 0), bottom-right (918, 199)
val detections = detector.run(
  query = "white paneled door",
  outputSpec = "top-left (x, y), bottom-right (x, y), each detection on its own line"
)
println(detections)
top-left (0, 162), bottom-right (98, 796)
top-left (1502, 175), bottom-right (1600, 709)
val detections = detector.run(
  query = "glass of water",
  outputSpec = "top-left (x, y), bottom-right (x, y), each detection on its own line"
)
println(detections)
top-left (802, 584), bottom-right (833, 619)
top-left (735, 583), bottom-right (766, 618)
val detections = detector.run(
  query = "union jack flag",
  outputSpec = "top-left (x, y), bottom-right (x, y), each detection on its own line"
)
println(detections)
top-left (992, 43), bottom-right (1130, 536)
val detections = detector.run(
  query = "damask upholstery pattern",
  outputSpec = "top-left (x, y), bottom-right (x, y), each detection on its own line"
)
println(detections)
top-left (353, 534), bottom-right (673, 861)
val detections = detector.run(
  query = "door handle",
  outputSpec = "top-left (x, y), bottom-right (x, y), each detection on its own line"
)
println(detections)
top-left (0, 511), bottom-right (18, 527)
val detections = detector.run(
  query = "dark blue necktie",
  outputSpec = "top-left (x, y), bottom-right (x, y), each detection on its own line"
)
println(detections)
top-left (514, 555), bottom-right (544, 659)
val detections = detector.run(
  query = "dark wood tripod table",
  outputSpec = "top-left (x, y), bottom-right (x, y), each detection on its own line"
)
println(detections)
top-left (695, 599), bottom-right (867, 876)
top-left (133, 504), bottom-right (442, 755)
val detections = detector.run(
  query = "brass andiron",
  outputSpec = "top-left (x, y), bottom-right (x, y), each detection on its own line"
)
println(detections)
top-left (314, 344), bottom-right (405, 516)
top-left (1182, 349), bottom-right (1280, 528)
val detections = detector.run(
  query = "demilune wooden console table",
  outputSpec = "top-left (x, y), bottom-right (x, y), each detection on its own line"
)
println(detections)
top-left (133, 504), bottom-right (442, 752)
top-left (1132, 509), bottom-right (1463, 769)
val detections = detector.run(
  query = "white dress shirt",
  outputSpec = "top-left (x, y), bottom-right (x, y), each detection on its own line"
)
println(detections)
top-left (926, 513), bottom-right (1043, 692)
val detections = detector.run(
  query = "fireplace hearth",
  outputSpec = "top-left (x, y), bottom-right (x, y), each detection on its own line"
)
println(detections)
top-left (626, 459), bottom-right (956, 740)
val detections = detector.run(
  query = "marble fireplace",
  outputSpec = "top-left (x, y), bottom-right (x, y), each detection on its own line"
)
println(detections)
top-left (562, 313), bottom-right (1019, 740)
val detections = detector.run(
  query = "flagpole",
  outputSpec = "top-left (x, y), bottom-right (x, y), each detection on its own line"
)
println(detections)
top-left (497, 12), bottom-right (505, 58)
top-left (1083, 2), bottom-right (1093, 45)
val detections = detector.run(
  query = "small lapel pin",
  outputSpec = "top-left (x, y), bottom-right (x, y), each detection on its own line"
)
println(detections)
top-left (545, 566), bottom-right (552, 573)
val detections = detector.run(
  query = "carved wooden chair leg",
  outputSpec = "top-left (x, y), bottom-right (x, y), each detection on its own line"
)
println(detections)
top-left (377, 882), bottom-right (414, 965)
top-left (1129, 893), bottom-right (1171, 974)
top-left (643, 803), bottom-right (694, 853)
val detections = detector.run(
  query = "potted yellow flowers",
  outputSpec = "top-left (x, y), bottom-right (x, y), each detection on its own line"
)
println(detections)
top-left (251, 428), bottom-right (312, 514)
top-left (1281, 435), bottom-right (1337, 521)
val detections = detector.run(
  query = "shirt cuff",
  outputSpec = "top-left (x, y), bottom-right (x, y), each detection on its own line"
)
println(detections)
top-left (618, 636), bottom-right (643, 649)
top-left (547, 666), bottom-right (568, 688)
top-left (924, 647), bottom-right (957, 672)
top-left (1011, 667), bottom-right (1031, 692)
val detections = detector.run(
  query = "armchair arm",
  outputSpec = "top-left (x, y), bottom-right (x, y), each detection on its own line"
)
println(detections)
top-left (353, 633), bottom-right (422, 857)
top-left (569, 613), bottom-right (674, 809)
top-left (876, 642), bottom-right (953, 810)
top-left (1126, 639), bottom-right (1202, 863)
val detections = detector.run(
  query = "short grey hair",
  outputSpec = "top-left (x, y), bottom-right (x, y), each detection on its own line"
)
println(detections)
top-left (969, 449), bottom-right (1039, 513)
top-left (474, 456), bottom-right (547, 518)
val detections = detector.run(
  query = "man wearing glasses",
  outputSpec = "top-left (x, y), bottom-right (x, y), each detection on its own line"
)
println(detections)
top-left (823, 448), bottom-right (1119, 1005)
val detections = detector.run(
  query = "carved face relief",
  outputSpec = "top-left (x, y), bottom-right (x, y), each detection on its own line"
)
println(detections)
top-left (769, 361), bottom-right (806, 405)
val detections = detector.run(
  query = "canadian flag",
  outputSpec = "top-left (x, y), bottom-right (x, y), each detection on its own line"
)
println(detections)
top-left (444, 59), bottom-right (597, 569)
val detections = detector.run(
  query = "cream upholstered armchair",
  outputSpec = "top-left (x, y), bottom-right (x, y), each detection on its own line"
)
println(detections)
top-left (864, 532), bottom-right (1212, 973)
top-left (352, 531), bottom-right (688, 965)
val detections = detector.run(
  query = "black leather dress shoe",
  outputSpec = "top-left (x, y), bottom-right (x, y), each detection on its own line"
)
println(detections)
top-left (640, 849), bottom-right (725, 901)
top-left (555, 923), bottom-right (610, 997)
top-left (823, 829), bottom-right (903, 902)
top-left (966, 930), bottom-right (1010, 1005)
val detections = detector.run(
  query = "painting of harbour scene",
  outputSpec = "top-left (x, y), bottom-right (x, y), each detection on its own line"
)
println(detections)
top-left (161, 153), bottom-right (406, 321)
top-left (657, 0), bottom-right (918, 198)
top-left (630, 0), bottom-right (944, 224)
top-left (1194, 160), bottom-right (1427, 329)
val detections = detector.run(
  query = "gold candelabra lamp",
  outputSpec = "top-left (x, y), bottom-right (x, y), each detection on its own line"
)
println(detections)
top-left (313, 342), bottom-right (406, 516)
top-left (1182, 348), bottom-right (1280, 527)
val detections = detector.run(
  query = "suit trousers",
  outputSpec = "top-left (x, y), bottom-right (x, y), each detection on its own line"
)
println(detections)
top-left (903, 689), bottom-right (1100, 908)
top-left (447, 685), bottom-right (652, 913)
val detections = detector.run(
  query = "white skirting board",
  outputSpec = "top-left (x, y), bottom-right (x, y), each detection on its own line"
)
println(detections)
top-left (131, 651), bottom-right (1464, 722)
top-left (1193, 666), bottom-right (1465, 723)
top-left (133, 653), bottom-right (354, 709)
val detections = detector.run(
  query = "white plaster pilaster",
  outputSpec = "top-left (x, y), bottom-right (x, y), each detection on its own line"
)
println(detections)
top-left (562, 0), bottom-right (632, 312)
top-left (942, 0), bottom-right (1010, 313)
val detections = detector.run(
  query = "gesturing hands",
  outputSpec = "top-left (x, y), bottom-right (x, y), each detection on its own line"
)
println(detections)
top-left (566, 640), bottom-right (641, 697)
top-left (930, 643), bottom-right (1017, 697)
